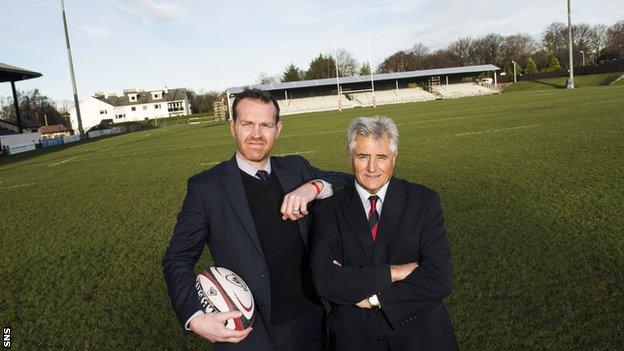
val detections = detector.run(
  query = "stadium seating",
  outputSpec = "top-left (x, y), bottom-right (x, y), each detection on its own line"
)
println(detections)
top-left (351, 88), bottom-right (437, 107)
top-left (278, 95), bottom-right (353, 115)
top-left (273, 84), bottom-right (498, 115)
top-left (430, 83), bottom-right (498, 99)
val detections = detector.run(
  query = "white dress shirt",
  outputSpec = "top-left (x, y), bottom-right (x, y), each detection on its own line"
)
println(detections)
top-left (354, 180), bottom-right (389, 218)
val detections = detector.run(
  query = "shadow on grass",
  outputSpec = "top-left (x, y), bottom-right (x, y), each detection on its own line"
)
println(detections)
top-left (531, 80), bottom-right (566, 89)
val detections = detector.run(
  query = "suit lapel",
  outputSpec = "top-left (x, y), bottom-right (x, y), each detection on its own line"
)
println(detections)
top-left (343, 184), bottom-right (375, 260)
top-left (373, 178), bottom-right (406, 264)
top-left (221, 155), bottom-right (266, 261)
top-left (271, 157), bottom-right (309, 248)
top-left (271, 156), bottom-right (299, 192)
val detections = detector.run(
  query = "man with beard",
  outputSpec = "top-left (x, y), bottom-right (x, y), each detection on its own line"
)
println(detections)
top-left (163, 88), bottom-right (350, 350)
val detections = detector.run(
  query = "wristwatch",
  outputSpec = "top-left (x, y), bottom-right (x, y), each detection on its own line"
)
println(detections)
top-left (368, 294), bottom-right (381, 309)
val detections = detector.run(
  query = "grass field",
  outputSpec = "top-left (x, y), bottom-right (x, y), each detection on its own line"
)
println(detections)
top-left (1, 84), bottom-right (623, 350)
top-left (502, 72), bottom-right (623, 92)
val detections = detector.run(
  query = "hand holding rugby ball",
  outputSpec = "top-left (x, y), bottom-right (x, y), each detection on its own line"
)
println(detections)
top-left (196, 267), bottom-right (255, 331)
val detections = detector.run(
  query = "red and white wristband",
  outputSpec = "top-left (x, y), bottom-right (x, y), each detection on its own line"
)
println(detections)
top-left (309, 181), bottom-right (322, 195)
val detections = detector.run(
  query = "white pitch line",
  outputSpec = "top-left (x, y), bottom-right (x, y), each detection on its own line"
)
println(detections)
top-left (0, 182), bottom-right (35, 190)
top-left (455, 124), bottom-right (540, 137)
top-left (274, 151), bottom-right (314, 157)
top-left (398, 116), bottom-right (471, 125)
top-left (200, 161), bottom-right (221, 166)
top-left (49, 157), bottom-right (77, 167)
top-left (577, 99), bottom-right (621, 106)
top-left (281, 130), bottom-right (346, 138)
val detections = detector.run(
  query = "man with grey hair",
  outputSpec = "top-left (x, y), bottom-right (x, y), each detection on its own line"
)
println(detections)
top-left (310, 116), bottom-right (457, 350)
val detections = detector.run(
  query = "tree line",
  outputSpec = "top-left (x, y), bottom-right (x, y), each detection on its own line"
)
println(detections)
top-left (2, 19), bottom-right (622, 126)
top-left (260, 18), bottom-right (624, 83)
top-left (0, 89), bottom-right (70, 128)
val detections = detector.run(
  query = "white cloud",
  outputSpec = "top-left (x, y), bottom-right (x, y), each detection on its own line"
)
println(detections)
top-left (111, 0), bottom-right (187, 25)
top-left (81, 26), bottom-right (112, 38)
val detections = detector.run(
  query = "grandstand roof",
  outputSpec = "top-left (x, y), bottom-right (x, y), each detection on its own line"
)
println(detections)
top-left (0, 62), bottom-right (42, 83)
top-left (227, 64), bottom-right (499, 94)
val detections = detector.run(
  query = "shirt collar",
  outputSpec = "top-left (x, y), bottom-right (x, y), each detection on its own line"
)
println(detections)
top-left (235, 152), bottom-right (272, 179)
top-left (355, 180), bottom-right (390, 206)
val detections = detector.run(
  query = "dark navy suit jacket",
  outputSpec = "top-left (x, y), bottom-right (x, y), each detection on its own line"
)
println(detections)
top-left (310, 178), bottom-right (458, 351)
top-left (162, 154), bottom-right (351, 351)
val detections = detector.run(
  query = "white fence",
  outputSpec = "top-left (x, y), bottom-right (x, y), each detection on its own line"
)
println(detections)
top-left (5, 142), bottom-right (36, 155)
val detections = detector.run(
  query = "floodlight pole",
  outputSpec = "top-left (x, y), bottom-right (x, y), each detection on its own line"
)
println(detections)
top-left (61, 0), bottom-right (84, 137)
top-left (566, 0), bottom-right (574, 89)
top-left (226, 90), bottom-right (232, 121)
top-left (368, 33), bottom-right (376, 108)
top-left (512, 60), bottom-right (517, 83)
top-left (333, 35), bottom-right (341, 111)
top-left (367, 34), bottom-right (375, 93)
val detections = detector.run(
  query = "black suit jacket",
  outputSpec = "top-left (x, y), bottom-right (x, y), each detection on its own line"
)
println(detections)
top-left (163, 154), bottom-right (351, 351)
top-left (310, 178), bottom-right (458, 351)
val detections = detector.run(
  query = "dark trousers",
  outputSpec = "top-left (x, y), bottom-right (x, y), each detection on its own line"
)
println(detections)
top-left (273, 307), bottom-right (326, 351)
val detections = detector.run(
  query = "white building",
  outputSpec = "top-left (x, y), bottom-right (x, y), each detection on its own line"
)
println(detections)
top-left (69, 87), bottom-right (191, 132)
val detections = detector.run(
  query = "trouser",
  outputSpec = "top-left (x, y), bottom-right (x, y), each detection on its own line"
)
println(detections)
top-left (272, 307), bottom-right (326, 351)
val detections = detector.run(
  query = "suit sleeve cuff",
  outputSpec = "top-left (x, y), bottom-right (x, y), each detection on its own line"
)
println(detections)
top-left (185, 310), bottom-right (205, 331)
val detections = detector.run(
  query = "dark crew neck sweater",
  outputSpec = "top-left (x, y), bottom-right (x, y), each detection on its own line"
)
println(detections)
top-left (240, 170), bottom-right (320, 325)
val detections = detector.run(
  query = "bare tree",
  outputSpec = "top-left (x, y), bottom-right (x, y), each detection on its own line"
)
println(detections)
top-left (473, 33), bottom-right (505, 66)
top-left (542, 22), bottom-right (568, 66)
top-left (257, 72), bottom-right (278, 85)
top-left (504, 33), bottom-right (539, 69)
top-left (55, 99), bottom-right (74, 114)
top-left (589, 24), bottom-right (608, 59)
top-left (377, 51), bottom-right (414, 73)
top-left (0, 89), bottom-right (66, 127)
top-left (606, 19), bottom-right (624, 58)
top-left (335, 48), bottom-right (358, 77)
top-left (448, 37), bottom-right (476, 66)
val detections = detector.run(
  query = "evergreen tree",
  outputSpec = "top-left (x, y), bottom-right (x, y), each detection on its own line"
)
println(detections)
top-left (359, 62), bottom-right (372, 76)
top-left (281, 63), bottom-right (303, 82)
top-left (524, 57), bottom-right (538, 74)
top-left (546, 56), bottom-right (562, 71)
top-left (305, 54), bottom-right (336, 80)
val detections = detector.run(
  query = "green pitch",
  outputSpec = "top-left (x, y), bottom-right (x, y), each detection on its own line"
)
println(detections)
top-left (1, 84), bottom-right (623, 349)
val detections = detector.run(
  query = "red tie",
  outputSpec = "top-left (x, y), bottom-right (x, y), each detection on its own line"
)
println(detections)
top-left (368, 195), bottom-right (379, 241)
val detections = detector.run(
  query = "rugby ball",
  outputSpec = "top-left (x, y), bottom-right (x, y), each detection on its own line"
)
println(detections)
top-left (195, 267), bottom-right (255, 330)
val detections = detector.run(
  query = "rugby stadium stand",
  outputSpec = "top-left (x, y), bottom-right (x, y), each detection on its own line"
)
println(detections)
top-left (430, 83), bottom-right (498, 99)
top-left (227, 64), bottom-right (500, 117)
top-left (278, 95), bottom-right (354, 115)
top-left (351, 88), bottom-right (437, 107)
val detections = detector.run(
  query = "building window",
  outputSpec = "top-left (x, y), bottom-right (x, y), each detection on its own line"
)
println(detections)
top-left (100, 109), bottom-right (107, 114)
top-left (155, 104), bottom-right (160, 109)
top-left (131, 107), bottom-right (136, 111)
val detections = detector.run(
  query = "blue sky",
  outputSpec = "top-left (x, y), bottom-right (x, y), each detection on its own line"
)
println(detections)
top-left (1, 0), bottom-right (622, 102)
